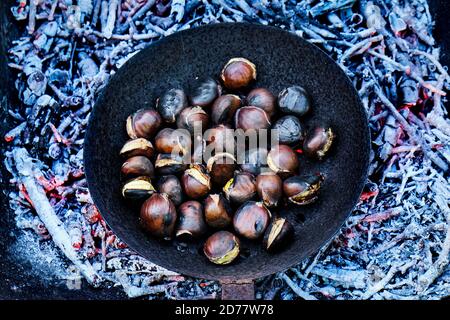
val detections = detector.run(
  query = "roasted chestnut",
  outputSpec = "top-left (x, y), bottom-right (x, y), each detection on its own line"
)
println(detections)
top-left (272, 115), bottom-right (304, 145)
top-left (189, 78), bottom-right (221, 107)
top-left (223, 171), bottom-right (256, 204)
top-left (206, 152), bottom-right (236, 187)
top-left (155, 127), bottom-right (191, 155)
top-left (176, 201), bottom-right (207, 239)
top-left (121, 176), bottom-right (156, 200)
top-left (278, 86), bottom-right (311, 117)
top-left (203, 231), bottom-right (240, 265)
top-left (220, 57), bottom-right (256, 90)
top-left (205, 124), bottom-right (235, 154)
top-left (176, 106), bottom-right (209, 134)
top-left (204, 193), bottom-right (233, 228)
top-left (267, 144), bottom-right (299, 178)
top-left (234, 106), bottom-right (270, 131)
top-left (211, 94), bottom-right (242, 125)
top-left (181, 165), bottom-right (211, 199)
top-left (157, 175), bottom-right (183, 206)
top-left (246, 88), bottom-right (276, 118)
top-left (262, 217), bottom-right (294, 252)
top-left (303, 127), bottom-right (335, 160)
top-left (156, 88), bottom-right (188, 123)
top-left (140, 193), bottom-right (177, 239)
top-left (256, 172), bottom-right (282, 207)
top-left (283, 174), bottom-right (324, 205)
top-left (240, 148), bottom-right (269, 175)
top-left (191, 136), bottom-right (206, 164)
top-left (121, 155), bottom-right (155, 179)
top-left (233, 201), bottom-right (270, 240)
top-left (120, 138), bottom-right (154, 159)
top-left (155, 153), bottom-right (188, 175)
top-left (126, 108), bottom-right (162, 139)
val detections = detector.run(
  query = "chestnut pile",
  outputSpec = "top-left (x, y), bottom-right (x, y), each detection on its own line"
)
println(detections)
top-left (119, 58), bottom-right (335, 265)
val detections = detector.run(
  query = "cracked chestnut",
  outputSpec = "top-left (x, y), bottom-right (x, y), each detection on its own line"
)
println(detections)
top-left (204, 231), bottom-right (240, 265)
top-left (303, 126), bottom-right (335, 160)
top-left (120, 138), bottom-right (154, 159)
top-left (256, 172), bottom-right (283, 207)
top-left (278, 86), bottom-right (311, 117)
top-left (267, 144), bottom-right (299, 178)
top-left (155, 153), bottom-right (188, 175)
top-left (121, 176), bottom-right (156, 201)
top-left (240, 147), bottom-right (269, 175)
top-left (156, 88), bottom-right (188, 123)
top-left (176, 106), bottom-right (209, 135)
top-left (233, 201), bottom-right (270, 240)
top-left (176, 201), bottom-right (207, 239)
top-left (126, 108), bottom-right (162, 139)
top-left (262, 217), bottom-right (294, 252)
top-left (205, 124), bottom-right (235, 154)
top-left (204, 193), bottom-right (233, 228)
top-left (140, 193), bottom-right (177, 239)
top-left (234, 106), bottom-right (271, 131)
top-left (220, 57), bottom-right (256, 90)
top-left (272, 115), bottom-right (304, 145)
top-left (246, 88), bottom-right (276, 118)
top-left (211, 94), bottom-right (242, 125)
top-left (121, 155), bottom-right (155, 179)
top-left (283, 174), bottom-right (324, 205)
top-left (189, 78), bottom-right (221, 107)
top-left (156, 175), bottom-right (183, 206)
top-left (206, 152), bottom-right (236, 187)
top-left (223, 171), bottom-right (256, 204)
top-left (181, 165), bottom-right (211, 199)
top-left (155, 128), bottom-right (191, 155)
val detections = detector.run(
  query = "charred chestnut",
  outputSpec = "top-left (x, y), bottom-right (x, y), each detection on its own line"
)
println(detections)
top-left (303, 127), bottom-right (335, 160)
top-left (233, 201), bottom-right (270, 240)
top-left (121, 155), bottom-right (155, 179)
top-left (256, 172), bottom-right (282, 207)
top-left (204, 194), bottom-right (233, 228)
top-left (176, 201), bottom-right (207, 239)
top-left (246, 88), bottom-right (276, 118)
top-left (272, 115), bottom-right (304, 145)
top-left (177, 106), bottom-right (209, 134)
top-left (223, 171), bottom-right (256, 204)
top-left (157, 175), bottom-right (183, 206)
top-left (156, 88), bottom-right (188, 123)
top-left (121, 176), bottom-right (156, 200)
top-left (220, 57), bottom-right (256, 90)
top-left (235, 106), bottom-right (270, 131)
top-left (155, 128), bottom-right (191, 155)
top-left (120, 138), bottom-right (155, 159)
top-left (181, 165), bottom-right (211, 199)
top-left (189, 78), bottom-right (221, 107)
top-left (204, 231), bottom-right (240, 265)
top-left (211, 94), bottom-right (241, 125)
top-left (267, 145), bottom-right (299, 178)
top-left (278, 86), bottom-right (311, 117)
top-left (155, 153), bottom-right (188, 175)
top-left (262, 217), bottom-right (294, 252)
top-left (140, 193), bottom-right (177, 239)
top-left (126, 108), bottom-right (162, 139)
top-left (283, 174), bottom-right (324, 205)
top-left (240, 148), bottom-right (269, 175)
top-left (206, 152), bottom-right (236, 187)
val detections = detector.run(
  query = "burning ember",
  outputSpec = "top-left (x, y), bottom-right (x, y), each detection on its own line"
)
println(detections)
top-left (3, 0), bottom-right (450, 300)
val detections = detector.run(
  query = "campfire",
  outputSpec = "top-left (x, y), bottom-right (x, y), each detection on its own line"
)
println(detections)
top-left (4, 0), bottom-right (450, 300)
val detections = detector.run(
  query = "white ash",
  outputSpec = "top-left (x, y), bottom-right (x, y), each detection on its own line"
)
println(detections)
top-left (4, 0), bottom-right (450, 300)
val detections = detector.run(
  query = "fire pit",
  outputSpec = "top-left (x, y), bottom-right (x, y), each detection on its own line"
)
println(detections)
top-left (1, 0), bottom-right (450, 300)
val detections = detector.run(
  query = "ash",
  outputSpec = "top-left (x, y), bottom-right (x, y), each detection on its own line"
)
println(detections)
top-left (3, 0), bottom-right (450, 300)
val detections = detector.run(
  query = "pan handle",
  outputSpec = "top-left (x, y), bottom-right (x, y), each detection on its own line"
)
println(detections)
top-left (220, 279), bottom-right (255, 300)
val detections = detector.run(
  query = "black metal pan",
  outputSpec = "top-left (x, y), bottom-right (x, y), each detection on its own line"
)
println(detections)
top-left (84, 23), bottom-right (370, 299)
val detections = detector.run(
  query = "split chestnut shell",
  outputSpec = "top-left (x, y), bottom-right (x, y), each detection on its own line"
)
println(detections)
top-left (204, 231), bottom-right (240, 265)
top-left (283, 174), bottom-right (324, 205)
top-left (140, 193), bottom-right (177, 239)
top-left (262, 217), bottom-right (294, 252)
top-left (176, 201), bottom-right (207, 239)
top-left (204, 193), bottom-right (233, 228)
top-left (303, 127), bottom-right (335, 160)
